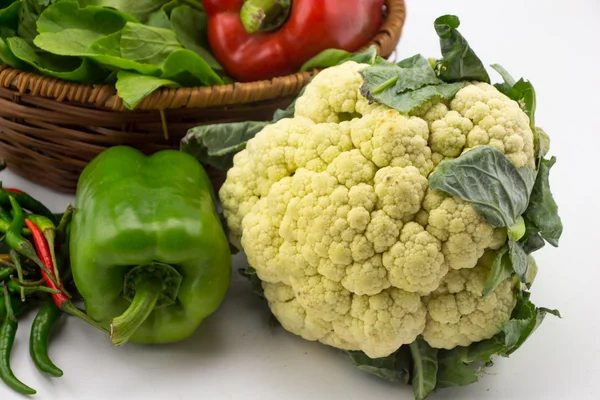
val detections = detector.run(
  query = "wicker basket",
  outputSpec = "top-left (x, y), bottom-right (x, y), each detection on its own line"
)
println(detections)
top-left (0, 0), bottom-right (406, 193)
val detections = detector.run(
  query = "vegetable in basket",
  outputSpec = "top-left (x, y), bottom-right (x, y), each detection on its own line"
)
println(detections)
top-left (204, 0), bottom-right (384, 82)
top-left (0, 0), bottom-right (390, 109)
top-left (181, 14), bottom-right (563, 399)
top-left (69, 146), bottom-right (232, 346)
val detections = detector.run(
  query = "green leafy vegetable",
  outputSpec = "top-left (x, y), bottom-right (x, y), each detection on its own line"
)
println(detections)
top-left (433, 15), bottom-right (490, 83)
top-left (115, 70), bottom-right (178, 109)
top-left (520, 217), bottom-right (546, 254)
top-left (181, 121), bottom-right (269, 170)
top-left (0, 36), bottom-right (26, 67)
top-left (492, 64), bottom-right (536, 129)
top-left (33, 1), bottom-right (133, 55)
top-left (169, 5), bottom-right (220, 70)
top-left (7, 36), bottom-right (106, 82)
top-left (409, 339), bottom-right (438, 400)
top-left (119, 22), bottom-right (181, 65)
top-left (86, 32), bottom-right (162, 75)
top-left (0, 0), bottom-right (21, 31)
top-left (524, 157), bottom-right (563, 246)
top-left (428, 146), bottom-right (536, 229)
top-left (161, 49), bottom-right (223, 86)
top-left (78, 0), bottom-right (166, 22)
top-left (346, 346), bottom-right (411, 384)
top-left (508, 240), bottom-right (529, 283)
top-left (359, 55), bottom-right (468, 114)
top-left (300, 45), bottom-right (378, 72)
top-left (482, 246), bottom-right (512, 296)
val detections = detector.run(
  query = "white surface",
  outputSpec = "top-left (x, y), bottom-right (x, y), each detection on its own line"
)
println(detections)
top-left (1, 0), bottom-right (599, 399)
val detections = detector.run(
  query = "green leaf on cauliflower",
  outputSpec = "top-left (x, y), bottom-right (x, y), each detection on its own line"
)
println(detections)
top-left (433, 15), bottom-right (490, 83)
top-left (508, 240), bottom-right (529, 284)
top-left (299, 45), bottom-right (378, 72)
top-left (524, 157), bottom-right (563, 246)
top-left (358, 55), bottom-right (468, 114)
top-left (491, 64), bottom-right (536, 130)
top-left (409, 338), bottom-right (438, 400)
top-left (181, 121), bottom-right (269, 170)
top-left (346, 346), bottom-right (411, 384)
top-left (520, 217), bottom-right (546, 254)
top-left (482, 246), bottom-right (513, 297)
top-left (428, 146), bottom-right (536, 229)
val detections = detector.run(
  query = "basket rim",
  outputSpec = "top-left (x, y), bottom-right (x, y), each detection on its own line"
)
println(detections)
top-left (0, 0), bottom-right (406, 112)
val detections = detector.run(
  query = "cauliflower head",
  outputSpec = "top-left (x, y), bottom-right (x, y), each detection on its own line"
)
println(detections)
top-left (219, 61), bottom-right (534, 358)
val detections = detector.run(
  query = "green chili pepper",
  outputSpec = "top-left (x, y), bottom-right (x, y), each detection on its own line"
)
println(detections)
top-left (0, 219), bottom-right (30, 236)
top-left (70, 146), bottom-right (231, 346)
top-left (0, 296), bottom-right (24, 322)
top-left (0, 287), bottom-right (36, 395)
top-left (0, 206), bottom-right (12, 222)
top-left (0, 268), bottom-right (13, 282)
top-left (0, 189), bottom-right (58, 225)
top-left (30, 302), bottom-right (63, 377)
top-left (10, 251), bottom-right (25, 302)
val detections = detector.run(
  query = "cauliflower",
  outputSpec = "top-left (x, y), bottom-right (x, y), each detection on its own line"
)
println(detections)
top-left (219, 61), bottom-right (535, 358)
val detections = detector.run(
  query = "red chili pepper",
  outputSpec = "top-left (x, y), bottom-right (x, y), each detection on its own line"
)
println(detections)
top-left (3, 189), bottom-right (23, 194)
top-left (24, 219), bottom-right (110, 334)
top-left (204, 0), bottom-right (384, 82)
top-left (24, 219), bottom-right (67, 308)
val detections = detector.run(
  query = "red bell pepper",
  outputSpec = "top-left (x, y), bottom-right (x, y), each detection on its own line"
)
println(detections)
top-left (204, 0), bottom-right (385, 82)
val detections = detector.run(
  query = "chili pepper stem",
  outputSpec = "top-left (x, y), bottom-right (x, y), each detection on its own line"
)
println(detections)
top-left (9, 251), bottom-right (25, 302)
top-left (110, 277), bottom-right (163, 346)
top-left (60, 302), bottom-right (110, 335)
top-left (240, 0), bottom-right (291, 34)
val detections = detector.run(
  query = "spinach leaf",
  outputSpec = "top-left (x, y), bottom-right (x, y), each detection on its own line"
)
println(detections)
top-left (433, 15), bottom-right (490, 83)
top-left (170, 5), bottom-right (221, 70)
top-left (492, 64), bottom-right (536, 129)
top-left (409, 338), bottom-right (438, 400)
top-left (482, 246), bottom-right (512, 296)
top-left (33, 1), bottom-right (133, 55)
top-left (428, 146), bottom-right (536, 229)
top-left (87, 32), bottom-right (162, 75)
top-left (346, 346), bottom-right (411, 385)
top-left (115, 70), bottom-right (178, 109)
top-left (161, 48), bottom-right (223, 86)
top-left (78, 0), bottom-right (166, 22)
top-left (7, 36), bottom-right (107, 82)
top-left (0, 0), bottom-right (21, 32)
top-left (181, 121), bottom-right (269, 170)
top-left (0, 36), bottom-right (27, 68)
top-left (359, 55), bottom-right (468, 114)
top-left (17, 0), bottom-right (50, 45)
top-left (299, 45), bottom-right (378, 72)
top-left (120, 22), bottom-right (181, 66)
top-left (524, 157), bottom-right (563, 246)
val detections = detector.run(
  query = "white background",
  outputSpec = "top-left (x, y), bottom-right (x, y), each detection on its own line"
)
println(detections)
top-left (1, 0), bottom-right (599, 399)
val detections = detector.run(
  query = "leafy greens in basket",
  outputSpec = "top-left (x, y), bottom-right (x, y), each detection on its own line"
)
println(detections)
top-left (0, 0), bottom-right (223, 109)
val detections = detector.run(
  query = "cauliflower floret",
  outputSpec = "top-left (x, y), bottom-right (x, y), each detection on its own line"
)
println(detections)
top-left (295, 61), bottom-right (369, 123)
top-left (383, 222), bottom-right (447, 294)
top-left (429, 110), bottom-right (473, 157)
top-left (350, 110), bottom-right (433, 176)
top-left (424, 191), bottom-right (497, 270)
top-left (422, 262), bottom-right (517, 349)
top-left (450, 82), bottom-right (535, 168)
top-left (219, 62), bottom-right (535, 358)
top-left (374, 166), bottom-right (428, 221)
top-left (330, 288), bottom-right (427, 358)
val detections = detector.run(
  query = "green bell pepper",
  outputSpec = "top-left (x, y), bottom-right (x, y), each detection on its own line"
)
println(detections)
top-left (69, 146), bottom-right (231, 346)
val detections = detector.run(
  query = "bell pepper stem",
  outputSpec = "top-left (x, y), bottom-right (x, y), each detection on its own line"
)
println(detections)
top-left (240, 0), bottom-right (291, 34)
top-left (110, 277), bottom-right (163, 347)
